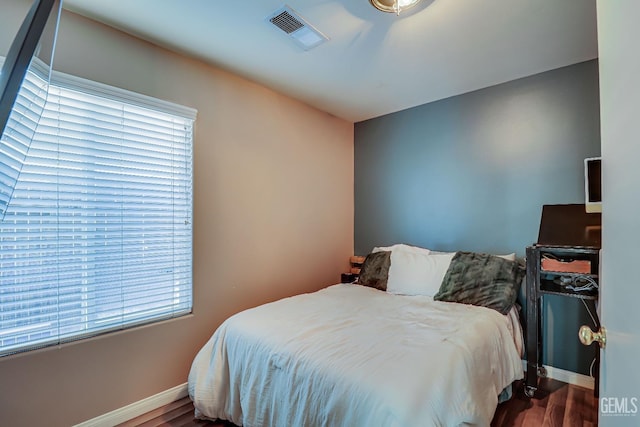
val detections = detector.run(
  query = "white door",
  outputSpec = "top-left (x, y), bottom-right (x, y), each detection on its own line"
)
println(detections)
top-left (597, 1), bottom-right (640, 425)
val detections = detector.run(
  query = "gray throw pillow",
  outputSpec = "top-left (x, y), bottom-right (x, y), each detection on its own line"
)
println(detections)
top-left (357, 251), bottom-right (391, 291)
top-left (434, 251), bottom-right (524, 314)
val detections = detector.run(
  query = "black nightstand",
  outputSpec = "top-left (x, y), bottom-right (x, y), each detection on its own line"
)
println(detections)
top-left (525, 204), bottom-right (601, 398)
top-left (341, 273), bottom-right (358, 283)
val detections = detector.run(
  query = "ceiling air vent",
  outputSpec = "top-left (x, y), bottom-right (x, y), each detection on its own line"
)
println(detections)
top-left (270, 9), bottom-right (304, 34)
top-left (266, 5), bottom-right (328, 51)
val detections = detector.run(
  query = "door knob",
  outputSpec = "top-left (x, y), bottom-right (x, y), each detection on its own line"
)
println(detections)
top-left (579, 325), bottom-right (606, 349)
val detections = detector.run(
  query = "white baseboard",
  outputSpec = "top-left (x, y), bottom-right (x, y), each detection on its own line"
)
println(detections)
top-left (523, 361), bottom-right (595, 390)
top-left (543, 365), bottom-right (595, 389)
top-left (73, 382), bottom-right (189, 427)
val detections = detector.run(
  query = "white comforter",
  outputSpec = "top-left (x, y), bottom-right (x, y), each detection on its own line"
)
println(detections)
top-left (188, 284), bottom-right (523, 427)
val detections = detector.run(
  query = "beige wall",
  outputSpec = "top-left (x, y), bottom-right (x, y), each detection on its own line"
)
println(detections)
top-left (0, 2), bottom-right (354, 426)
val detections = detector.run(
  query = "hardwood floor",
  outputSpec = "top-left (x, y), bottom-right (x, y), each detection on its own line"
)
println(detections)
top-left (120, 378), bottom-right (598, 427)
top-left (491, 378), bottom-right (598, 427)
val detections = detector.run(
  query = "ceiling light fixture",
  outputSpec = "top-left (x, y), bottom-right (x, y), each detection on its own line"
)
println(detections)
top-left (370, 0), bottom-right (423, 15)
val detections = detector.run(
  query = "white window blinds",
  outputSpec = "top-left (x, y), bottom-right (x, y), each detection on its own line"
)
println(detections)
top-left (0, 65), bottom-right (195, 356)
top-left (0, 61), bottom-right (49, 217)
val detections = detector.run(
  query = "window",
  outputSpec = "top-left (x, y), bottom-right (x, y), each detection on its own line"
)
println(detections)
top-left (0, 61), bottom-right (195, 356)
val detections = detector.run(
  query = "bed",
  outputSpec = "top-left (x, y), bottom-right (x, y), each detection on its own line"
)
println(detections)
top-left (189, 246), bottom-right (525, 427)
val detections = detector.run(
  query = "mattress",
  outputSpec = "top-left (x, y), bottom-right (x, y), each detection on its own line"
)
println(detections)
top-left (188, 284), bottom-right (523, 427)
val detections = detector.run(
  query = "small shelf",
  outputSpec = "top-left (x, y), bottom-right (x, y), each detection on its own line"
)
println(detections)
top-left (541, 269), bottom-right (598, 278)
top-left (538, 279), bottom-right (598, 300)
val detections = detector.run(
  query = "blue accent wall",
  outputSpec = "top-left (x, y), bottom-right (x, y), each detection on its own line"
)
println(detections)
top-left (354, 60), bottom-right (600, 375)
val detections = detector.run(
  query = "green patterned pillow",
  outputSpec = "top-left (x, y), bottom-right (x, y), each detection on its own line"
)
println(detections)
top-left (434, 251), bottom-right (524, 314)
top-left (357, 251), bottom-right (391, 291)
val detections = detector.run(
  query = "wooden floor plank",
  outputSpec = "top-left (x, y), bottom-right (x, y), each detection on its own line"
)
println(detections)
top-left (579, 386), bottom-right (599, 424)
top-left (563, 384), bottom-right (583, 426)
top-left (136, 400), bottom-right (196, 427)
top-left (153, 410), bottom-right (203, 427)
top-left (542, 380), bottom-right (569, 427)
top-left (563, 383), bottom-right (599, 427)
top-left (117, 398), bottom-right (195, 427)
top-left (491, 384), bottom-right (534, 427)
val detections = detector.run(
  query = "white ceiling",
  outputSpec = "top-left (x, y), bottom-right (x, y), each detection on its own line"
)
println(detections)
top-left (62, 0), bottom-right (598, 123)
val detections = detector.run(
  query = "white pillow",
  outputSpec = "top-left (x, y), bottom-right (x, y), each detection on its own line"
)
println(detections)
top-left (386, 251), bottom-right (455, 297)
top-left (498, 253), bottom-right (516, 261)
top-left (372, 243), bottom-right (431, 256)
top-left (430, 250), bottom-right (516, 262)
